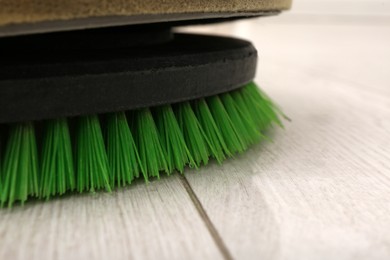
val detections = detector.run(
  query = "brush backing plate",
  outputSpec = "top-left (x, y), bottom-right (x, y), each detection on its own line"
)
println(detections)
top-left (0, 30), bottom-right (257, 123)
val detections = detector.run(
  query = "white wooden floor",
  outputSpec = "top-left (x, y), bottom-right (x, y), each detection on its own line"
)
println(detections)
top-left (1, 8), bottom-right (390, 260)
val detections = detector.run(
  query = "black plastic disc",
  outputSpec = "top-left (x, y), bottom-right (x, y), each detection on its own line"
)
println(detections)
top-left (0, 32), bottom-right (257, 123)
top-left (0, 25), bottom-right (173, 50)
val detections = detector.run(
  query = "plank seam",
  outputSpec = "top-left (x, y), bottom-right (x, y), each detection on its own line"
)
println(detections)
top-left (179, 175), bottom-right (234, 260)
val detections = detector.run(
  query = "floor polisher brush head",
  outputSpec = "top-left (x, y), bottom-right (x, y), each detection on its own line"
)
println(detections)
top-left (0, 27), bottom-right (284, 207)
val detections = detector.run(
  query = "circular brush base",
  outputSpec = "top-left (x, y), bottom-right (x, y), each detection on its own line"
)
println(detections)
top-left (0, 29), bottom-right (257, 123)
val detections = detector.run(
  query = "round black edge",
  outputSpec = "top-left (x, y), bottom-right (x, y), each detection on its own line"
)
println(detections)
top-left (0, 33), bottom-right (257, 123)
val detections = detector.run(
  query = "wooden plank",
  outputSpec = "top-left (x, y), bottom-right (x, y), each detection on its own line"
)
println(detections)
top-left (184, 19), bottom-right (390, 259)
top-left (0, 176), bottom-right (223, 260)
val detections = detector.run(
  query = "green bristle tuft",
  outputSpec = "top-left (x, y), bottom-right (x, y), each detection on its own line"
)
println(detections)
top-left (1, 123), bottom-right (39, 207)
top-left (242, 83), bottom-right (282, 129)
top-left (154, 105), bottom-right (196, 173)
top-left (206, 96), bottom-right (246, 154)
top-left (221, 92), bottom-right (263, 147)
top-left (251, 84), bottom-right (284, 128)
top-left (106, 112), bottom-right (142, 187)
top-left (193, 99), bottom-right (229, 163)
top-left (132, 109), bottom-right (168, 180)
top-left (40, 118), bottom-right (75, 199)
top-left (76, 116), bottom-right (111, 193)
top-left (174, 102), bottom-right (209, 167)
top-left (236, 88), bottom-right (264, 128)
top-left (0, 83), bottom-right (284, 206)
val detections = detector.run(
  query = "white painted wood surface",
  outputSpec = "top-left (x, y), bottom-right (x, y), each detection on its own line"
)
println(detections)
top-left (1, 3), bottom-right (390, 260)
top-left (182, 11), bottom-right (390, 260)
top-left (0, 177), bottom-right (223, 260)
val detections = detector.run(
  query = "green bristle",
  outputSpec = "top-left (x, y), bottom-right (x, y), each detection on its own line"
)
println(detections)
top-left (230, 89), bottom-right (257, 126)
top-left (206, 96), bottom-right (246, 154)
top-left (1, 123), bottom-right (39, 207)
top-left (132, 108), bottom-right (168, 180)
top-left (0, 83), bottom-right (283, 206)
top-left (193, 99), bottom-right (229, 163)
top-left (242, 83), bottom-right (283, 129)
top-left (154, 105), bottom-right (196, 173)
top-left (221, 92), bottom-right (263, 147)
top-left (40, 118), bottom-right (75, 199)
top-left (76, 116), bottom-right (111, 193)
top-left (251, 85), bottom-right (284, 127)
top-left (106, 112), bottom-right (142, 187)
top-left (174, 102), bottom-right (209, 167)
top-left (236, 88), bottom-right (265, 128)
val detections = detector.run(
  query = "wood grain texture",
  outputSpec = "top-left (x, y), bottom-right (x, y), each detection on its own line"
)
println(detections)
top-left (182, 13), bottom-right (390, 260)
top-left (0, 176), bottom-right (223, 260)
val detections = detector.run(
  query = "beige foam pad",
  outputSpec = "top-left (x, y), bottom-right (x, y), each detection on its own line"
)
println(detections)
top-left (0, 0), bottom-right (291, 36)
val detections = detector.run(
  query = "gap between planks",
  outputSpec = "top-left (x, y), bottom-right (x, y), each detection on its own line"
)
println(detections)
top-left (179, 175), bottom-right (234, 260)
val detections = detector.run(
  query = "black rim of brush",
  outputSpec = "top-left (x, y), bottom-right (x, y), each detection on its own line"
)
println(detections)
top-left (0, 28), bottom-right (257, 123)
